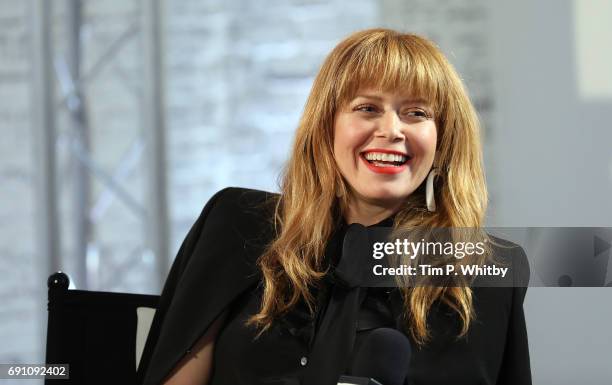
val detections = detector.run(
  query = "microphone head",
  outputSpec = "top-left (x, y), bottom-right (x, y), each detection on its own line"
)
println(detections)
top-left (349, 327), bottom-right (412, 385)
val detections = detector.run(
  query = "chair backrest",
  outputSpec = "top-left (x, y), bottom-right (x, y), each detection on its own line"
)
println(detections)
top-left (45, 272), bottom-right (159, 385)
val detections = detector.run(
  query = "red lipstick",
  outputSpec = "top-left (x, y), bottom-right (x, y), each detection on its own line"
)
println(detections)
top-left (359, 149), bottom-right (410, 175)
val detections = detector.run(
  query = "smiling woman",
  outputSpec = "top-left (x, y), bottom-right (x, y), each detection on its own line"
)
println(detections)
top-left (137, 28), bottom-right (532, 385)
top-left (333, 88), bottom-right (438, 224)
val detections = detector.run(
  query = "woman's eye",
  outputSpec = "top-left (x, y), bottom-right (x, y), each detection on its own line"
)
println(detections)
top-left (355, 105), bottom-right (378, 113)
top-left (403, 108), bottom-right (431, 120)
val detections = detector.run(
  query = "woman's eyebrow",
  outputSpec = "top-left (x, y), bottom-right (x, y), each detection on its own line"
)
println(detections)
top-left (353, 94), bottom-right (431, 106)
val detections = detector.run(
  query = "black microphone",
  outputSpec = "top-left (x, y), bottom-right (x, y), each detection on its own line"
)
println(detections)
top-left (338, 327), bottom-right (412, 385)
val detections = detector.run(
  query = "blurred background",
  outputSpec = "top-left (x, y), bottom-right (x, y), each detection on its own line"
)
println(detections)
top-left (1, 0), bottom-right (611, 383)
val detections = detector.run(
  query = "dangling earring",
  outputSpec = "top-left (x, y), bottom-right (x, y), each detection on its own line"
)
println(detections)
top-left (426, 167), bottom-right (438, 212)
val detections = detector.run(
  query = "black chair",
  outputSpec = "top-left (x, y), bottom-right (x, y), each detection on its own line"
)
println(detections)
top-left (45, 272), bottom-right (159, 385)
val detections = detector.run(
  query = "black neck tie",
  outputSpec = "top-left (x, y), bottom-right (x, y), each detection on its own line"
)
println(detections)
top-left (302, 223), bottom-right (371, 385)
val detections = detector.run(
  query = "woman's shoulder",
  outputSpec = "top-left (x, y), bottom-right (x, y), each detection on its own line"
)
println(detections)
top-left (484, 233), bottom-right (531, 288)
top-left (195, 186), bottom-right (280, 262)
top-left (467, 233), bottom-right (531, 316)
top-left (202, 186), bottom-right (279, 230)
top-left (206, 186), bottom-right (279, 217)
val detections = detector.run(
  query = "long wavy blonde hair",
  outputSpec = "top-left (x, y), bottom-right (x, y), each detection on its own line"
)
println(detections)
top-left (246, 28), bottom-right (489, 346)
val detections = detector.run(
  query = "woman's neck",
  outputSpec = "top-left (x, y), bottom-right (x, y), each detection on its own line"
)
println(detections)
top-left (341, 195), bottom-right (401, 227)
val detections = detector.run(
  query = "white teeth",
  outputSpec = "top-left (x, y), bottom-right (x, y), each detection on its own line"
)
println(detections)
top-left (363, 152), bottom-right (408, 163)
top-left (372, 161), bottom-right (397, 167)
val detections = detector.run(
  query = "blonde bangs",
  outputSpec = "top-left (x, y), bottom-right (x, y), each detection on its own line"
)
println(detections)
top-left (334, 32), bottom-right (448, 117)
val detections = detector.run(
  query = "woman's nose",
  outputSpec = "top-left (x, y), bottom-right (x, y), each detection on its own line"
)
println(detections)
top-left (375, 111), bottom-right (405, 141)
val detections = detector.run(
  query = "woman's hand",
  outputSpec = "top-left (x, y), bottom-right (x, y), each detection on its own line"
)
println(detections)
top-left (162, 309), bottom-right (229, 385)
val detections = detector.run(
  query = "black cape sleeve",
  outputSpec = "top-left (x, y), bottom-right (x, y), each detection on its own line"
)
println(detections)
top-left (136, 187), bottom-right (277, 385)
top-left (496, 244), bottom-right (532, 384)
top-left (403, 237), bottom-right (533, 385)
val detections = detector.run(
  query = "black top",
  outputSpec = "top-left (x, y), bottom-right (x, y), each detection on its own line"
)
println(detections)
top-left (209, 214), bottom-right (401, 385)
top-left (136, 187), bottom-right (532, 385)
